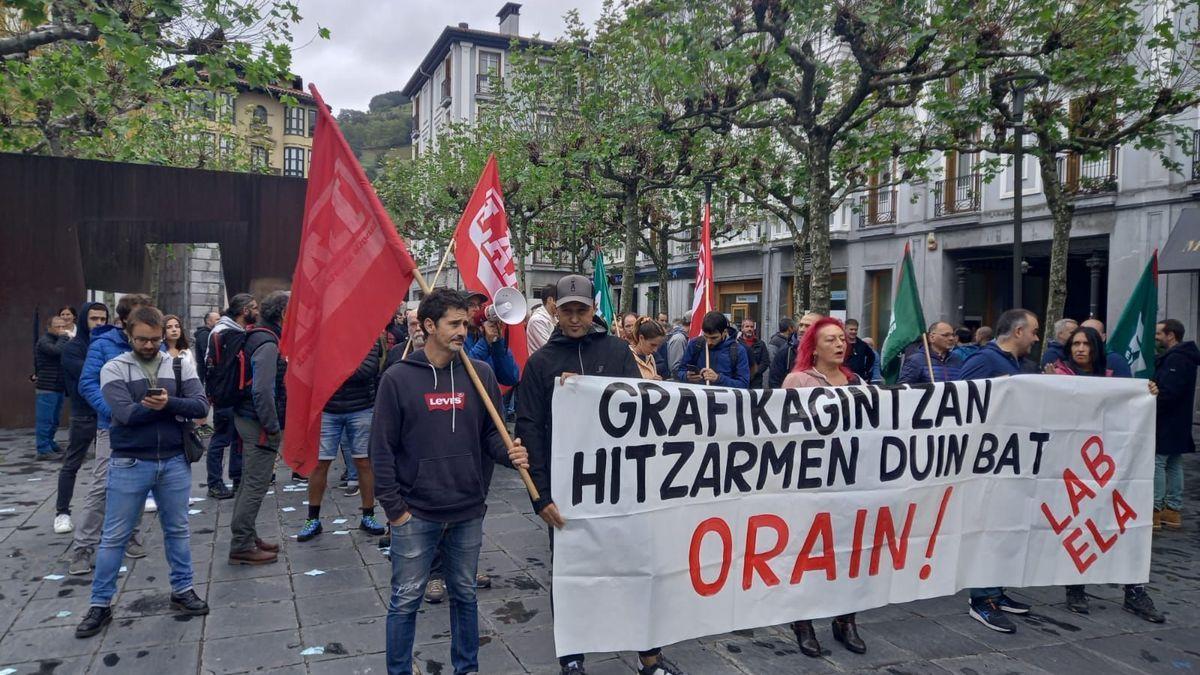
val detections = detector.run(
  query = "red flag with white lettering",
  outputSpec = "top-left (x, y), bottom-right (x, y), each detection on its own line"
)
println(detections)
top-left (688, 195), bottom-right (714, 338)
top-left (452, 154), bottom-right (527, 371)
top-left (281, 85), bottom-right (417, 476)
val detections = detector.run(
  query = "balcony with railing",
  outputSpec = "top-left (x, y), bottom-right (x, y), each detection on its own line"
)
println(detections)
top-left (1057, 149), bottom-right (1118, 196)
top-left (933, 174), bottom-right (981, 217)
top-left (439, 78), bottom-right (452, 107)
top-left (1191, 129), bottom-right (1200, 181)
top-left (476, 73), bottom-right (496, 97)
top-left (856, 190), bottom-right (897, 227)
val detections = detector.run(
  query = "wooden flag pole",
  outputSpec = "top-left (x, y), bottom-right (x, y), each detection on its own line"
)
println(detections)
top-left (410, 264), bottom-right (540, 502)
top-left (430, 238), bottom-right (457, 289)
top-left (921, 333), bottom-right (937, 382)
top-left (703, 180), bottom-right (712, 371)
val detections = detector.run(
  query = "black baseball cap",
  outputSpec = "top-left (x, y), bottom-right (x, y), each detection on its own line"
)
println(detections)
top-left (556, 275), bottom-right (594, 307)
top-left (464, 289), bottom-right (489, 303)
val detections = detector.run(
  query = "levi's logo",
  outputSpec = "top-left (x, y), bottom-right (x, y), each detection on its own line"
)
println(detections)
top-left (425, 392), bottom-right (465, 411)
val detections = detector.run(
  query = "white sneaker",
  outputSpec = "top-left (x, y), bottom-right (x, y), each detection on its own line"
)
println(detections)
top-left (144, 496), bottom-right (157, 513)
top-left (53, 513), bottom-right (74, 534)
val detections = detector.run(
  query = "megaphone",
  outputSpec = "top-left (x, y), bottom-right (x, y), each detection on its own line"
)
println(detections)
top-left (485, 286), bottom-right (529, 325)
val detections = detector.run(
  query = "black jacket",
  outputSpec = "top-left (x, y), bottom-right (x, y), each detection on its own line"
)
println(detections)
top-left (1153, 341), bottom-right (1200, 456)
top-left (741, 337), bottom-right (770, 388)
top-left (63, 301), bottom-right (108, 413)
top-left (324, 343), bottom-right (382, 414)
top-left (193, 326), bottom-right (212, 384)
top-left (515, 317), bottom-right (639, 512)
top-left (769, 334), bottom-right (798, 389)
top-left (369, 349), bottom-right (512, 523)
top-left (35, 331), bottom-right (69, 392)
top-left (845, 339), bottom-right (876, 382)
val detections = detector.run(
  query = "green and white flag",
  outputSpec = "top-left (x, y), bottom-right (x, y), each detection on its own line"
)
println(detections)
top-left (1108, 251), bottom-right (1158, 378)
top-left (880, 243), bottom-right (928, 384)
top-left (593, 250), bottom-right (616, 329)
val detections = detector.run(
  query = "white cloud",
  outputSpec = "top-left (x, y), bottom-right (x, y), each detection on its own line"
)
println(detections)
top-left (290, 0), bottom-right (605, 113)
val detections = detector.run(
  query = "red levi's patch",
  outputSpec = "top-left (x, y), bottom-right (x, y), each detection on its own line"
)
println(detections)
top-left (425, 392), bottom-right (466, 411)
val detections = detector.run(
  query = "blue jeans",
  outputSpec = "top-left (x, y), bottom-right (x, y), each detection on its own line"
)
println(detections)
top-left (35, 390), bottom-right (64, 454)
top-left (969, 587), bottom-right (1003, 602)
top-left (387, 515), bottom-right (483, 675)
top-left (1155, 454), bottom-right (1184, 511)
top-left (206, 407), bottom-right (243, 489)
top-left (90, 454), bottom-right (194, 607)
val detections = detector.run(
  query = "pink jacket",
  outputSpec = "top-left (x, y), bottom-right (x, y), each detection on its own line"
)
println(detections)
top-left (782, 368), bottom-right (860, 388)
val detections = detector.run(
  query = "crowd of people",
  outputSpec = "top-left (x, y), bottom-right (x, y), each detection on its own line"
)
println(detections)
top-left (28, 274), bottom-right (1197, 675)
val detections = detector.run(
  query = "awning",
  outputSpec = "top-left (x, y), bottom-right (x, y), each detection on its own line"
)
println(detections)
top-left (1160, 208), bottom-right (1200, 273)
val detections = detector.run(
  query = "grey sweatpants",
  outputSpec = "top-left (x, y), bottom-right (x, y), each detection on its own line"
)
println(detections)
top-left (229, 415), bottom-right (278, 553)
top-left (73, 429), bottom-right (142, 550)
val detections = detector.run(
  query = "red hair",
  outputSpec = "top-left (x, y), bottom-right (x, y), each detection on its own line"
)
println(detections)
top-left (792, 316), bottom-right (855, 381)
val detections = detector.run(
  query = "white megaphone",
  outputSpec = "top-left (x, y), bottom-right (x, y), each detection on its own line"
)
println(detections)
top-left (485, 286), bottom-right (529, 325)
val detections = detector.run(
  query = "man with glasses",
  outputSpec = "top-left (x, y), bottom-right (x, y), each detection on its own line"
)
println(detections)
top-left (899, 321), bottom-right (965, 384)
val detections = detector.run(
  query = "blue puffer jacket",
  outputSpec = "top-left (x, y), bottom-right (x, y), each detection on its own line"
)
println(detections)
top-left (958, 341), bottom-right (1022, 380)
top-left (677, 334), bottom-right (751, 388)
top-left (465, 332), bottom-right (519, 386)
top-left (62, 301), bottom-right (109, 414)
top-left (80, 324), bottom-right (132, 430)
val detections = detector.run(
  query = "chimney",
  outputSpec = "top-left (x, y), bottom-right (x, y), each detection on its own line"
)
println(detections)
top-left (458, 22), bottom-right (469, 29)
top-left (497, 2), bottom-right (521, 37)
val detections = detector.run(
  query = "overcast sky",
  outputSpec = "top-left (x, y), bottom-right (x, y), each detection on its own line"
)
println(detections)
top-left (290, 1), bottom-right (606, 114)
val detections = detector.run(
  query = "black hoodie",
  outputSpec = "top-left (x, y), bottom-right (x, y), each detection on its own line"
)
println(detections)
top-left (515, 316), bottom-right (639, 512)
top-left (62, 301), bottom-right (109, 413)
top-left (1153, 340), bottom-right (1200, 456)
top-left (369, 348), bottom-right (512, 523)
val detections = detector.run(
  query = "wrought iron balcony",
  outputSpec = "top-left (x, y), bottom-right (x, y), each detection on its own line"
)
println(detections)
top-left (933, 174), bottom-right (981, 217)
top-left (857, 190), bottom-right (897, 227)
top-left (1057, 149), bottom-right (1118, 196)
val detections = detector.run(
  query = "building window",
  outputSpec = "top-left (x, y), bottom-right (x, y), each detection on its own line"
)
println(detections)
top-left (188, 91), bottom-right (215, 121)
top-left (252, 105), bottom-right (268, 126)
top-left (477, 51), bottom-right (501, 95)
top-left (250, 145), bottom-right (269, 169)
top-left (218, 135), bottom-right (234, 157)
top-left (284, 146), bottom-right (305, 177)
top-left (440, 57), bottom-right (452, 103)
top-left (284, 106), bottom-right (306, 136)
top-left (863, 269), bottom-right (893, 344)
top-left (308, 107), bottom-right (317, 137)
top-left (217, 92), bottom-right (235, 123)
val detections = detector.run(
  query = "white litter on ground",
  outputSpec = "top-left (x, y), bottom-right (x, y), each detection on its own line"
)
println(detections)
top-left (55, 610), bottom-right (72, 618)
top-left (300, 646), bottom-right (324, 656)
top-left (281, 507), bottom-right (296, 512)
top-left (43, 574), bottom-right (64, 580)
top-left (188, 509), bottom-right (202, 515)
top-left (303, 569), bottom-right (325, 576)
top-left (332, 530), bottom-right (350, 535)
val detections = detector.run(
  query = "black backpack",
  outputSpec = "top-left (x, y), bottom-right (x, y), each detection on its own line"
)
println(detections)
top-left (204, 326), bottom-right (277, 408)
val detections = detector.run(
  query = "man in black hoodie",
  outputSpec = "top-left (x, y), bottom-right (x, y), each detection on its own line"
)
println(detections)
top-left (516, 275), bottom-right (685, 675)
top-left (1153, 318), bottom-right (1200, 530)
top-left (55, 302), bottom-right (110, 534)
top-left (371, 288), bottom-right (528, 675)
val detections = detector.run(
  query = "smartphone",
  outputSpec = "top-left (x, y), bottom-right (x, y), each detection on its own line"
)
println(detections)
top-left (145, 387), bottom-right (166, 397)
top-left (686, 365), bottom-right (699, 373)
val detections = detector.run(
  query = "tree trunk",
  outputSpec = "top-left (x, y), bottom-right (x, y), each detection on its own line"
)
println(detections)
top-left (620, 186), bottom-right (640, 314)
top-left (657, 224), bottom-right (671, 318)
top-left (806, 150), bottom-right (833, 316)
top-left (512, 218), bottom-right (528, 295)
top-left (791, 225), bottom-right (806, 322)
top-left (1038, 152), bottom-right (1073, 330)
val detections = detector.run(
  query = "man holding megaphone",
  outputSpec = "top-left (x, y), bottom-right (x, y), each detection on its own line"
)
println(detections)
top-left (464, 289), bottom-right (520, 387)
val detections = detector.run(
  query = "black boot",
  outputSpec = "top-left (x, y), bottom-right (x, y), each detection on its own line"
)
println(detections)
top-left (75, 606), bottom-right (112, 638)
top-left (790, 619), bottom-right (821, 657)
top-left (170, 588), bottom-right (210, 615)
top-left (831, 614), bottom-right (866, 654)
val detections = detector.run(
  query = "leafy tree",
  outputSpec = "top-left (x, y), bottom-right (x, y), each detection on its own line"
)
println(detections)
top-left (0, 0), bottom-right (316, 161)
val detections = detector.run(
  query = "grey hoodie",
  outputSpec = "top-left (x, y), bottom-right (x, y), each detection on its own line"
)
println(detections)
top-left (369, 349), bottom-right (512, 524)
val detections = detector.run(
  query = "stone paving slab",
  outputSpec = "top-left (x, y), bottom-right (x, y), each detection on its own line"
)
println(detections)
top-left (0, 427), bottom-right (1197, 674)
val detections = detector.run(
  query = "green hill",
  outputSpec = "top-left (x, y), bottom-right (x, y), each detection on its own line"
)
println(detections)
top-left (338, 91), bottom-right (413, 179)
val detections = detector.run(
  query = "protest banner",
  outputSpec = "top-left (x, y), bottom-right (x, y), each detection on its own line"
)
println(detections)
top-left (549, 375), bottom-right (1154, 656)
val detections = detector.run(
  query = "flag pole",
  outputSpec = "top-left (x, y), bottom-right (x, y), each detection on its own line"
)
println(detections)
top-left (429, 238), bottom-right (457, 289)
top-left (409, 264), bottom-right (540, 501)
top-left (703, 180), bottom-right (712, 371)
top-left (921, 333), bottom-right (936, 382)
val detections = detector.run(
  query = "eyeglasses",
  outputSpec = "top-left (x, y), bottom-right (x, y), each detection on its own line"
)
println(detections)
top-left (132, 336), bottom-right (162, 346)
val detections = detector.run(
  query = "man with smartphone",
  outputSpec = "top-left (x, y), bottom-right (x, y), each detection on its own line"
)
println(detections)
top-left (370, 288), bottom-right (528, 675)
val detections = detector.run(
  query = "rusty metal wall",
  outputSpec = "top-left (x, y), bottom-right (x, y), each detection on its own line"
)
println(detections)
top-left (0, 153), bottom-right (306, 428)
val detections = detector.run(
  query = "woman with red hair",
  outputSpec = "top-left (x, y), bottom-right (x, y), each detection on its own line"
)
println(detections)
top-left (781, 316), bottom-right (867, 656)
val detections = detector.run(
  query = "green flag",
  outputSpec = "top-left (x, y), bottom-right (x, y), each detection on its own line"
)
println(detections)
top-left (592, 250), bottom-right (616, 329)
top-left (880, 243), bottom-right (928, 384)
top-left (1107, 250), bottom-right (1158, 378)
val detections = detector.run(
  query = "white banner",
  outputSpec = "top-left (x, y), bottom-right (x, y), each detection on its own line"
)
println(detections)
top-left (550, 376), bottom-right (1154, 656)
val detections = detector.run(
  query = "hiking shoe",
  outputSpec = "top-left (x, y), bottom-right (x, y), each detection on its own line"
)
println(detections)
top-left (969, 599), bottom-right (1017, 633)
top-left (424, 578), bottom-right (446, 603)
top-left (68, 547), bottom-right (94, 575)
top-left (1065, 586), bottom-right (1089, 614)
top-left (639, 655), bottom-right (687, 675)
top-left (74, 606), bottom-right (111, 638)
top-left (1161, 508), bottom-right (1182, 530)
top-left (208, 484), bottom-right (234, 500)
top-left (360, 514), bottom-right (385, 536)
top-left (343, 483), bottom-right (361, 497)
top-left (1153, 509), bottom-right (1163, 531)
top-left (144, 496), bottom-right (157, 513)
top-left (1124, 586), bottom-right (1165, 623)
top-left (560, 661), bottom-right (586, 675)
top-left (228, 547), bottom-right (277, 565)
top-left (54, 513), bottom-right (74, 534)
top-left (125, 540), bottom-right (146, 559)
top-left (170, 588), bottom-right (210, 615)
top-left (297, 518), bottom-right (323, 542)
top-left (996, 593), bottom-right (1031, 614)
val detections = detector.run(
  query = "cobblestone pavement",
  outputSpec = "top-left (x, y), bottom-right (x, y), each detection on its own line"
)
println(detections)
top-left (0, 427), bottom-right (1197, 674)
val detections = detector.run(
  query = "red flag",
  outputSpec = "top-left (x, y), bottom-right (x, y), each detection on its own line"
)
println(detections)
top-left (452, 154), bottom-right (528, 371)
top-left (688, 195), bottom-right (715, 337)
top-left (280, 85), bottom-right (417, 476)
